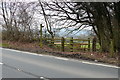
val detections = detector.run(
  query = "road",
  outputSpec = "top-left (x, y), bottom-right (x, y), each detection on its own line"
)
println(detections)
top-left (0, 48), bottom-right (119, 78)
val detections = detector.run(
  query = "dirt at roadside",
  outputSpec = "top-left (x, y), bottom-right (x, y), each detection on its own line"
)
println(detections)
top-left (2, 40), bottom-right (119, 66)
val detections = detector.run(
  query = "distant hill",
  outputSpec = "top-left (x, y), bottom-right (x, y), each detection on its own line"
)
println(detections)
top-left (58, 29), bottom-right (93, 38)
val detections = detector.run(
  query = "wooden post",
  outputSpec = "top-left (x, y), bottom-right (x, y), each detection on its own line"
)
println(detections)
top-left (44, 30), bottom-right (47, 43)
top-left (88, 38), bottom-right (90, 51)
top-left (70, 37), bottom-right (73, 52)
top-left (92, 37), bottom-right (96, 52)
top-left (110, 39), bottom-right (114, 57)
top-left (51, 37), bottom-right (54, 46)
top-left (61, 37), bottom-right (65, 52)
top-left (39, 24), bottom-right (44, 48)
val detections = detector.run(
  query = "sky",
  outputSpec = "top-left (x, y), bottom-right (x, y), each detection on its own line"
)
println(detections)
top-left (0, 0), bottom-right (93, 37)
top-left (1, 0), bottom-right (38, 2)
top-left (1, 0), bottom-right (118, 2)
top-left (0, 0), bottom-right (118, 39)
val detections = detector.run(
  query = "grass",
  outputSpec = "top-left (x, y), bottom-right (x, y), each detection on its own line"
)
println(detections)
top-left (54, 42), bottom-right (100, 48)
top-left (0, 43), bottom-right (9, 47)
top-left (53, 42), bottom-right (101, 52)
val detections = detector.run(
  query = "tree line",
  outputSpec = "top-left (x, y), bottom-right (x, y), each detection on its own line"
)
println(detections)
top-left (1, 1), bottom-right (120, 54)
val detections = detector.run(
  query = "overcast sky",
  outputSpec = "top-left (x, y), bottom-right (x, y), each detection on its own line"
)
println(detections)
top-left (1, 0), bottom-right (119, 2)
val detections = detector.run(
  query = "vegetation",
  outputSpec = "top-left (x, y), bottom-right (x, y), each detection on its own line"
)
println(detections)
top-left (38, 2), bottom-right (120, 55)
top-left (0, 1), bottom-right (120, 58)
top-left (0, 43), bottom-right (9, 47)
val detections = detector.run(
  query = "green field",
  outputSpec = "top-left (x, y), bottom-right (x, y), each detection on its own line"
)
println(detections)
top-left (53, 42), bottom-right (101, 52)
top-left (0, 43), bottom-right (9, 47)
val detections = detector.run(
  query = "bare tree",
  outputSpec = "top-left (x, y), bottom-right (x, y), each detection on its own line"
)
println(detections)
top-left (39, 1), bottom-right (120, 53)
top-left (38, 0), bottom-right (55, 40)
top-left (1, 1), bottom-right (37, 42)
top-left (1, 2), bottom-right (19, 40)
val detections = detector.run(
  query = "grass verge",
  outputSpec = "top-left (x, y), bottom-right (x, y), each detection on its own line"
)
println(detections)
top-left (0, 43), bottom-right (9, 47)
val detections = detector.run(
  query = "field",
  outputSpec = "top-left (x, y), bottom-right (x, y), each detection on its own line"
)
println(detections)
top-left (53, 42), bottom-right (100, 52)
top-left (0, 43), bottom-right (9, 47)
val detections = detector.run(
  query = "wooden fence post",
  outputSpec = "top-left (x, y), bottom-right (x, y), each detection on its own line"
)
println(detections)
top-left (92, 37), bottom-right (96, 52)
top-left (61, 37), bottom-right (65, 52)
top-left (88, 38), bottom-right (90, 51)
top-left (70, 37), bottom-right (73, 52)
top-left (110, 39), bottom-right (114, 57)
top-left (43, 30), bottom-right (47, 43)
top-left (51, 37), bottom-right (54, 46)
top-left (39, 24), bottom-right (44, 48)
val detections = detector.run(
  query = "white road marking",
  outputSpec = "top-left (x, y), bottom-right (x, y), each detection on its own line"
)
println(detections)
top-left (1, 48), bottom-right (38, 55)
top-left (17, 69), bottom-right (21, 71)
top-left (23, 52), bottom-right (38, 56)
top-left (40, 77), bottom-right (44, 79)
top-left (1, 48), bottom-right (22, 53)
top-left (40, 77), bottom-right (49, 80)
top-left (54, 57), bottom-right (69, 61)
top-left (81, 61), bottom-right (119, 68)
top-left (38, 54), bottom-right (43, 56)
top-left (1, 48), bottom-right (120, 68)
top-left (0, 62), bottom-right (3, 65)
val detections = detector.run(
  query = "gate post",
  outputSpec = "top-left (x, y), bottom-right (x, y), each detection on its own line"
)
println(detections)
top-left (61, 37), bottom-right (65, 52)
